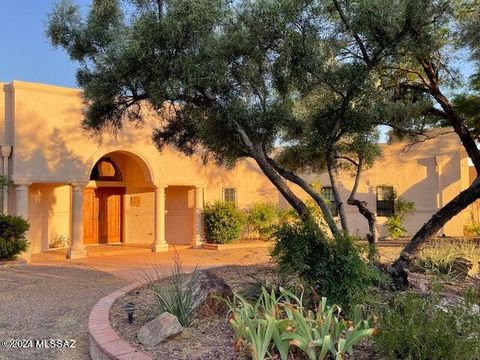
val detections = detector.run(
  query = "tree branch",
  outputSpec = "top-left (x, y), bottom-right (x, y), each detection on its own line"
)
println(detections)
top-left (331, 0), bottom-right (372, 67)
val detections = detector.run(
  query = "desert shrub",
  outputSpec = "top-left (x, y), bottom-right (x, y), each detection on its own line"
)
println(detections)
top-left (277, 201), bottom-right (330, 233)
top-left (385, 216), bottom-right (405, 239)
top-left (49, 234), bottom-right (69, 249)
top-left (374, 292), bottom-right (480, 360)
top-left (413, 239), bottom-right (480, 277)
top-left (239, 266), bottom-right (297, 301)
top-left (464, 223), bottom-right (480, 236)
top-left (385, 197), bottom-right (415, 239)
top-left (142, 254), bottom-right (198, 327)
top-left (244, 202), bottom-right (279, 239)
top-left (202, 201), bottom-right (244, 244)
top-left (226, 287), bottom-right (375, 360)
top-left (271, 220), bottom-right (385, 307)
top-left (0, 214), bottom-right (29, 260)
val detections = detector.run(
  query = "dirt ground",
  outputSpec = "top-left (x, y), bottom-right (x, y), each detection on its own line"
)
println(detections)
top-left (0, 265), bottom-right (127, 360)
top-left (110, 266), bottom-right (261, 360)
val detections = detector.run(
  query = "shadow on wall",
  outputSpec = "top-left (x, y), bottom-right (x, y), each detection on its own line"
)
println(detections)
top-left (16, 127), bottom-right (85, 181)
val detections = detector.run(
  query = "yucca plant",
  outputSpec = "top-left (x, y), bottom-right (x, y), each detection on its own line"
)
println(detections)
top-left (226, 286), bottom-right (375, 360)
top-left (138, 253), bottom-right (199, 327)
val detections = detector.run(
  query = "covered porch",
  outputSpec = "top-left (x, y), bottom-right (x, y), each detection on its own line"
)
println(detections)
top-left (11, 150), bottom-right (205, 259)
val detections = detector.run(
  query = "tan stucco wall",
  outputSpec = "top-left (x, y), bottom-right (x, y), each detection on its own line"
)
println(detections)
top-left (0, 80), bottom-right (473, 252)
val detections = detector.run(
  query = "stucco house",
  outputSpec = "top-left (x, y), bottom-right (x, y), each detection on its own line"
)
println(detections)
top-left (0, 81), bottom-right (475, 259)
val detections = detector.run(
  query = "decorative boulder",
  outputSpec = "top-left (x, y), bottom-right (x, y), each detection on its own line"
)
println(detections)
top-left (189, 270), bottom-right (233, 318)
top-left (137, 312), bottom-right (183, 347)
top-left (450, 257), bottom-right (473, 279)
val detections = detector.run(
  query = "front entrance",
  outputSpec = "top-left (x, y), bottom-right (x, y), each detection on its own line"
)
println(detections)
top-left (83, 187), bottom-right (124, 244)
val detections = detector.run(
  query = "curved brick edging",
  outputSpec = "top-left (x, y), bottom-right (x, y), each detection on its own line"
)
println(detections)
top-left (89, 282), bottom-right (152, 360)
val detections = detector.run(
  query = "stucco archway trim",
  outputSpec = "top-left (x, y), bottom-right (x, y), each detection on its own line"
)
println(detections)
top-left (83, 146), bottom-right (157, 186)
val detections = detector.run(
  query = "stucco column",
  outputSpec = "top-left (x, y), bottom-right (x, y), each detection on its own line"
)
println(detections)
top-left (152, 185), bottom-right (168, 252)
top-left (15, 182), bottom-right (30, 219)
top-left (15, 182), bottom-right (31, 260)
top-left (1, 145), bottom-right (12, 214)
top-left (192, 185), bottom-right (205, 248)
top-left (67, 183), bottom-right (87, 259)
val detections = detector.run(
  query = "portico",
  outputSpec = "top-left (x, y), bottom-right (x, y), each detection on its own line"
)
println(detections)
top-left (10, 149), bottom-right (205, 260)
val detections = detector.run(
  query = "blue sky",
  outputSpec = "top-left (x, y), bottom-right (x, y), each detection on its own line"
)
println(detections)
top-left (0, 0), bottom-right (90, 88)
top-left (0, 1), bottom-right (475, 90)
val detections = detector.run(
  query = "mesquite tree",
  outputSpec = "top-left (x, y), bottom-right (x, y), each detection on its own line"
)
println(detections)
top-left (47, 0), bottom-right (341, 235)
top-left (48, 0), bottom-right (480, 285)
top-left (324, 0), bottom-right (480, 284)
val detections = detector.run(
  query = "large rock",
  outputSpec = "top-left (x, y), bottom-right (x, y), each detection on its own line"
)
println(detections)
top-left (189, 270), bottom-right (233, 318)
top-left (450, 257), bottom-right (473, 279)
top-left (137, 312), bottom-right (183, 347)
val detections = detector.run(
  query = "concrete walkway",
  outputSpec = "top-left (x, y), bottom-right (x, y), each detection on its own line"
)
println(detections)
top-left (32, 245), bottom-right (272, 281)
top-left (0, 246), bottom-right (271, 360)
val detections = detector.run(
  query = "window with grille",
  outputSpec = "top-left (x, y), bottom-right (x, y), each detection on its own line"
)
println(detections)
top-left (376, 186), bottom-right (395, 217)
top-left (322, 186), bottom-right (338, 217)
top-left (222, 188), bottom-right (236, 205)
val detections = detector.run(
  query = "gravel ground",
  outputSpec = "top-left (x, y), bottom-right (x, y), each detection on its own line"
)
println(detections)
top-left (0, 264), bottom-right (126, 360)
top-left (110, 265), bottom-right (268, 360)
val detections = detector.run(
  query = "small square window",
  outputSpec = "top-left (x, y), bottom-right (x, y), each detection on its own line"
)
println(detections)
top-left (376, 186), bottom-right (395, 217)
top-left (322, 186), bottom-right (338, 217)
top-left (222, 188), bottom-right (236, 204)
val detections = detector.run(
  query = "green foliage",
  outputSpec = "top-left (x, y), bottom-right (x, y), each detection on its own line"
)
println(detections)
top-left (271, 220), bottom-right (386, 308)
top-left (385, 216), bottom-right (406, 239)
top-left (244, 202), bottom-right (279, 239)
top-left (413, 238), bottom-right (480, 277)
top-left (464, 222), bottom-right (480, 236)
top-left (202, 201), bottom-right (244, 244)
top-left (142, 254), bottom-right (198, 327)
top-left (0, 214), bottom-right (30, 260)
top-left (239, 267), bottom-right (297, 302)
top-left (385, 196), bottom-right (416, 239)
top-left (374, 292), bottom-right (480, 360)
top-left (226, 287), bottom-right (374, 360)
top-left (0, 176), bottom-right (8, 189)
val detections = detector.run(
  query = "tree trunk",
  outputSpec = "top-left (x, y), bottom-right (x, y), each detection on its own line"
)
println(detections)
top-left (346, 157), bottom-right (378, 260)
top-left (327, 156), bottom-right (349, 233)
top-left (418, 57), bottom-right (480, 174)
top-left (265, 156), bottom-right (342, 237)
top-left (386, 58), bottom-right (480, 285)
top-left (234, 123), bottom-right (311, 221)
top-left (388, 176), bottom-right (480, 287)
top-left (347, 198), bottom-right (378, 244)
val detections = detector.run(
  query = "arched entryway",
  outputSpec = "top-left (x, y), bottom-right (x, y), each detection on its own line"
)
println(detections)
top-left (67, 149), bottom-right (205, 259)
top-left (83, 151), bottom-right (155, 246)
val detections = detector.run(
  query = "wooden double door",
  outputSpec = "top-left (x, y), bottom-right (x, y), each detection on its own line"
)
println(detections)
top-left (83, 187), bottom-right (124, 244)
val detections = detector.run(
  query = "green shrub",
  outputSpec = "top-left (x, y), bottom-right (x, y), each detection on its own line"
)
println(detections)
top-left (245, 202), bottom-right (279, 239)
top-left (385, 216), bottom-right (405, 239)
top-left (374, 292), bottom-right (480, 360)
top-left (226, 287), bottom-right (375, 360)
top-left (203, 201), bottom-right (244, 244)
top-left (239, 267), bottom-right (297, 301)
top-left (0, 214), bottom-right (29, 260)
top-left (271, 220), bottom-right (385, 308)
top-left (385, 197), bottom-right (415, 239)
